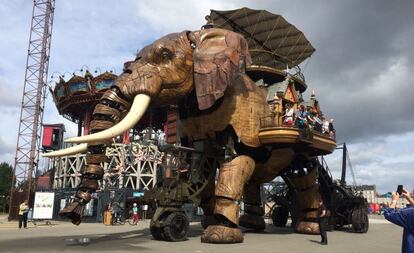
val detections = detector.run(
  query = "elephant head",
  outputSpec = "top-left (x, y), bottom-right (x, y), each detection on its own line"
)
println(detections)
top-left (43, 28), bottom-right (251, 153)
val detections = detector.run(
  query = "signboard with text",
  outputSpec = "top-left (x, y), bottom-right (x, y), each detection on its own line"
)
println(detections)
top-left (133, 192), bottom-right (144, 197)
top-left (33, 192), bottom-right (55, 219)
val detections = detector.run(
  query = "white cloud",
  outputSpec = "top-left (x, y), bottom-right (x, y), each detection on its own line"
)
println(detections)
top-left (0, 80), bottom-right (21, 108)
top-left (324, 132), bottom-right (414, 193)
top-left (0, 135), bottom-right (15, 166)
top-left (134, 0), bottom-right (236, 33)
top-left (0, 136), bottom-right (14, 155)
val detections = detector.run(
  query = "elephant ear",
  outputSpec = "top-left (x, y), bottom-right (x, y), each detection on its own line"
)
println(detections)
top-left (193, 28), bottom-right (251, 110)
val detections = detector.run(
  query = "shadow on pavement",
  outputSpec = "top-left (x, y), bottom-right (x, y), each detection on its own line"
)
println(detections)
top-left (1, 222), bottom-right (301, 252)
top-left (309, 239), bottom-right (324, 245)
top-left (1, 228), bottom-right (153, 252)
top-left (1, 223), bottom-right (207, 252)
top-left (242, 223), bottom-right (295, 235)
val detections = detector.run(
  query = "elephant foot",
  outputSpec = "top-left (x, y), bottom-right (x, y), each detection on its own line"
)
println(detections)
top-left (201, 215), bottom-right (218, 229)
top-left (201, 225), bottom-right (243, 244)
top-left (239, 214), bottom-right (265, 231)
top-left (59, 201), bottom-right (85, 225)
top-left (295, 221), bottom-right (320, 235)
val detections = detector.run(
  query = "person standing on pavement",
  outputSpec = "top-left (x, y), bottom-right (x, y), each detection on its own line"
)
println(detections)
top-left (18, 200), bottom-right (29, 229)
top-left (384, 189), bottom-right (414, 253)
top-left (132, 203), bottom-right (139, 224)
top-left (317, 199), bottom-right (328, 245)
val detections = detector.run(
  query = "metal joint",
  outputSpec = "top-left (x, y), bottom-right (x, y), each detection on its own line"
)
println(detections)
top-left (76, 191), bottom-right (92, 203)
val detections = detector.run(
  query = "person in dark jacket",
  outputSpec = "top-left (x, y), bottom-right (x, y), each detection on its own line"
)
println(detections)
top-left (317, 199), bottom-right (328, 245)
top-left (384, 189), bottom-right (414, 253)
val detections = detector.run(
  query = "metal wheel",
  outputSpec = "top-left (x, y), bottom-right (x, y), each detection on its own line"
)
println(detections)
top-left (272, 205), bottom-right (289, 227)
top-left (351, 207), bottom-right (369, 233)
top-left (162, 212), bottom-right (189, 242)
top-left (150, 225), bottom-right (166, 241)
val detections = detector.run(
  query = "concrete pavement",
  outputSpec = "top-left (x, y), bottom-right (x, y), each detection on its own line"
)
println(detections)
top-left (0, 215), bottom-right (402, 253)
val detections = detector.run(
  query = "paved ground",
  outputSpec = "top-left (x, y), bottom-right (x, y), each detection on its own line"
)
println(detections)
top-left (0, 215), bottom-right (402, 253)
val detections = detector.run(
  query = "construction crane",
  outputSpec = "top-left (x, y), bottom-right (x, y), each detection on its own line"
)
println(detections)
top-left (8, 0), bottom-right (56, 220)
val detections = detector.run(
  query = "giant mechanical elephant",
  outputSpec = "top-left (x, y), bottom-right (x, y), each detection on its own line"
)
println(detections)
top-left (45, 28), bottom-right (323, 243)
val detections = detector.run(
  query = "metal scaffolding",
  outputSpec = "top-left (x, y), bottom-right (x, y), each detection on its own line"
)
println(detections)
top-left (53, 143), bottom-right (161, 191)
top-left (9, 0), bottom-right (56, 216)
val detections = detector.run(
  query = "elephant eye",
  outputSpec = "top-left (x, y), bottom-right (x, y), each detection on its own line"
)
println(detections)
top-left (161, 49), bottom-right (172, 60)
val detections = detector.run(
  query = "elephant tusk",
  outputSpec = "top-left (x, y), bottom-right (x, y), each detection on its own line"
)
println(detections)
top-left (41, 143), bottom-right (88, 157)
top-left (65, 94), bottom-right (151, 144)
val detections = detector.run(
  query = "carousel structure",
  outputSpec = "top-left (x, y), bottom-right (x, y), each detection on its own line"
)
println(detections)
top-left (49, 70), bottom-right (163, 193)
top-left (52, 70), bottom-right (117, 136)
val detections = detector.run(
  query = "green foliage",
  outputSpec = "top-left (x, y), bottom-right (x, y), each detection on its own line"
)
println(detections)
top-left (0, 162), bottom-right (13, 212)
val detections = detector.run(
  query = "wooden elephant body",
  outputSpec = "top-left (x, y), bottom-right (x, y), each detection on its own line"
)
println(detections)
top-left (47, 27), bottom-right (328, 243)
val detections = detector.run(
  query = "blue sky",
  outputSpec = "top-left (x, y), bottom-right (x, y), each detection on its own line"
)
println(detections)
top-left (1, 0), bottom-right (413, 193)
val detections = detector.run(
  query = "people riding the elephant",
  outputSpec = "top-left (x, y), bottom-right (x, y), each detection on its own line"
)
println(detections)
top-left (306, 106), bottom-right (316, 129)
top-left (295, 105), bottom-right (307, 128)
top-left (306, 110), bottom-right (314, 129)
top-left (310, 111), bottom-right (323, 132)
top-left (321, 116), bottom-right (329, 134)
top-left (283, 103), bottom-right (294, 126)
top-left (316, 118), bottom-right (323, 132)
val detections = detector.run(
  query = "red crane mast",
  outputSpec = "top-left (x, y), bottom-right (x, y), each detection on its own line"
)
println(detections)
top-left (8, 0), bottom-right (56, 219)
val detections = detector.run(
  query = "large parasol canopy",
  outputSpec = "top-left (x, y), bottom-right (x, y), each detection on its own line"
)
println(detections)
top-left (209, 7), bottom-right (315, 69)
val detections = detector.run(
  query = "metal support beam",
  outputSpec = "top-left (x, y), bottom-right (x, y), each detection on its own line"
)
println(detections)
top-left (52, 143), bottom-right (160, 191)
top-left (341, 143), bottom-right (347, 186)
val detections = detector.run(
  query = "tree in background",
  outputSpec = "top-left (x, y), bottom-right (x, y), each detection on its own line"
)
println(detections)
top-left (0, 162), bottom-right (13, 213)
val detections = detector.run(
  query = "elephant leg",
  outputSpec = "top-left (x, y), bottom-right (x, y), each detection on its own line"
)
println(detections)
top-left (239, 181), bottom-right (265, 231)
top-left (238, 148), bottom-right (294, 231)
top-left (200, 173), bottom-right (217, 229)
top-left (286, 166), bottom-right (321, 234)
top-left (201, 155), bottom-right (255, 244)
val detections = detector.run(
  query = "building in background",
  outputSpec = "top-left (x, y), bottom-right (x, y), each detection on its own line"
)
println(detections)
top-left (355, 185), bottom-right (409, 209)
top-left (355, 185), bottom-right (377, 203)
